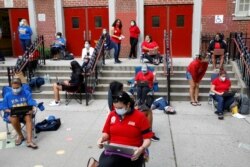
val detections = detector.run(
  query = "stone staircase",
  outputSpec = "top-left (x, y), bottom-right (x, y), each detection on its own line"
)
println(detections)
top-left (0, 59), bottom-right (242, 102)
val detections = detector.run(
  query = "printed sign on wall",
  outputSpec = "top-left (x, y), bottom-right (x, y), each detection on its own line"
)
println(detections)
top-left (215, 15), bottom-right (224, 24)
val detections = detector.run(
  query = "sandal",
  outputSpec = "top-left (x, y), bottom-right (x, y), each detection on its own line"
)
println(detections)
top-left (190, 102), bottom-right (197, 106)
top-left (27, 142), bottom-right (38, 149)
top-left (195, 101), bottom-right (202, 106)
top-left (15, 136), bottom-right (25, 146)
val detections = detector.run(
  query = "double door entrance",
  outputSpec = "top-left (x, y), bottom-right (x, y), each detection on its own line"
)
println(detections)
top-left (145, 5), bottom-right (193, 57)
top-left (0, 9), bottom-right (29, 56)
top-left (64, 7), bottom-right (108, 57)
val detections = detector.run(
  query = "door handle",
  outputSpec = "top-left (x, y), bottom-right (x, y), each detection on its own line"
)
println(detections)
top-left (13, 32), bottom-right (16, 40)
top-left (170, 29), bottom-right (172, 40)
top-left (83, 31), bottom-right (86, 40)
top-left (89, 30), bottom-right (91, 40)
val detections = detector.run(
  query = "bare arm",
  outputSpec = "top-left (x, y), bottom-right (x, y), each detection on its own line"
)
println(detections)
top-left (97, 133), bottom-right (110, 149)
top-left (131, 138), bottom-right (151, 161)
top-left (210, 84), bottom-right (223, 95)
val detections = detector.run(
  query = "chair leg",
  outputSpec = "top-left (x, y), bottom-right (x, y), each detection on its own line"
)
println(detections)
top-left (6, 123), bottom-right (11, 144)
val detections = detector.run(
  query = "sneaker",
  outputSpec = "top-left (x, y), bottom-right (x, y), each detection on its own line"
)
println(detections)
top-left (218, 113), bottom-right (224, 120)
top-left (151, 135), bottom-right (160, 142)
top-left (49, 101), bottom-right (60, 106)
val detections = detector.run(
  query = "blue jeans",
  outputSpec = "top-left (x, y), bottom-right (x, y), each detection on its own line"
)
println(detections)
top-left (110, 41), bottom-right (118, 62)
top-left (212, 94), bottom-right (235, 114)
top-left (20, 39), bottom-right (31, 52)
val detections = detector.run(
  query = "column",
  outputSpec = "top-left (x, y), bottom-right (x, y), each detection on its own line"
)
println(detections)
top-left (54, 0), bottom-right (65, 35)
top-left (28, 0), bottom-right (37, 41)
top-left (192, 0), bottom-right (202, 57)
top-left (136, 0), bottom-right (144, 57)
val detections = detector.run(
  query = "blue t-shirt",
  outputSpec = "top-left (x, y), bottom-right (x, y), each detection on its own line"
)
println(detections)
top-left (2, 89), bottom-right (36, 110)
top-left (18, 25), bottom-right (33, 40)
top-left (52, 37), bottom-right (66, 48)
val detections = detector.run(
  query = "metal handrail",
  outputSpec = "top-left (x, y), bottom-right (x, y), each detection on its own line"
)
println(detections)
top-left (7, 35), bottom-right (45, 85)
top-left (163, 30), bottom-right (174, 105)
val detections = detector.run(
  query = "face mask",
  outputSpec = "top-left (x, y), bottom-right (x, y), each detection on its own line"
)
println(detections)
top-left (85, 44), bottom-right (90, 48)
top-left (220, 77), bottom-right (226, 81)
top-left (131, 22), bottom-right (134, 26)
top-left (115, 108), bottom-right (127, 116)
top-left (12, 87), bottom-right (22, 95)
top-left (56, 35), bottom-right (60, 39)
top-left (103, 30), bottom-right (107, 35)
top-left (19, 21), bottom-right (24, 26)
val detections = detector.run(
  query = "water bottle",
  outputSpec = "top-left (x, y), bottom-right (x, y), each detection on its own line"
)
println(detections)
top-left (47, 74), bottom-right (51, 84)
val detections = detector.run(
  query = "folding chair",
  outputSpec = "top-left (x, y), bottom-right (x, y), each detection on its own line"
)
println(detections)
top-left (0, 84), bottom-right (44, 144)
top-left (64, 83), bottom-right (84, 105)
top-left (0, 101), bottom-right (44, 144)
top-left (127, 66), bottom-right (158, 103)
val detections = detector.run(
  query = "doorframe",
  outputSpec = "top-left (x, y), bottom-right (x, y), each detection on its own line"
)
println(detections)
top-left (192, 0), bottom-right (202, 58)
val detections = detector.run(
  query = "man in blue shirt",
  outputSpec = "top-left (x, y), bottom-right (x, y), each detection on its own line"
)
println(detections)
top-left (50, 32), bottom-right (66, 60)
top-left (2, 77), bottom-right (38, 149)
top-left (18, 19), bottom-right (33, 52)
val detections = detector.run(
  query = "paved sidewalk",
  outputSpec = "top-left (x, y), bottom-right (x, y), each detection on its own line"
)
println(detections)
top-left (0, 99), bottom-right (250, 167)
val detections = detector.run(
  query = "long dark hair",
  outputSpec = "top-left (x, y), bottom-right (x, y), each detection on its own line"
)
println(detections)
top-left (112, 19), bottom-right (122, 29)
top-left (70, 60), bottom-right (82, 74)
top-left (114, 91), bottom-right (135, 110)
top-left (131, 20), bottom-right (137, 26)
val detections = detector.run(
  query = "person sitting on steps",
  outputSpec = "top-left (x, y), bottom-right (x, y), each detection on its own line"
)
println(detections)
top-left (50, 32), bottom-right (66, 60)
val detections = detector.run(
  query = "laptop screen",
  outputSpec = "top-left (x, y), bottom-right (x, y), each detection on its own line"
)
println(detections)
top-left (11, 106), bottom-right (33, 116)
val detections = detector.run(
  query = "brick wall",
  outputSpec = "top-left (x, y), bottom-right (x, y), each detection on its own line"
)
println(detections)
top-left (144, 0), bottom-right (193, 5)
top-left (115, 0), bottom-right (136, 58)
top-left (35, 0), bottom-right (56, 48)
top-left (0, 0), bottom-right (27, 8)
top-left (63, 0), bottom-right (108, 7)
top-left (201, 0), bottom-right (250, 37)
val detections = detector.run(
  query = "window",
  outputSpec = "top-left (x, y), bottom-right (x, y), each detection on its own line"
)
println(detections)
top-left (152, 16), bottom-right (160, 27)
top-left (72, 17), bottom-right (79, 28)
top-left (235, 0), bottom-right (250, 17)
top-left (95, 16), bottom-right (102, 28)
top-left (176, 15), bottom-right (184, 27)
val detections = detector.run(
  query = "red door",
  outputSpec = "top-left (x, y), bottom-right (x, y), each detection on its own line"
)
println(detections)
top-left (145, 5), bottom-right (193, 57)
top-left (169, 5), bottom-right (193, 57)
top-left (64, 7), bottom-right (108, 57)
top-left (144, 6), bottom-right (167, 54)
top-left (64, 8), bottom-right (86, 57)
top-left (9, 9), bottom-right (29, 57)
top-left (87, 7), bottom-right (108, 45)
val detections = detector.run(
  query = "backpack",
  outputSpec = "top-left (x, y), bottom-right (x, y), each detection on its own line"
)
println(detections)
top-left (238, 94), bottom-right (250, 115)
top-left (35, 117), bottom-right (61, 133)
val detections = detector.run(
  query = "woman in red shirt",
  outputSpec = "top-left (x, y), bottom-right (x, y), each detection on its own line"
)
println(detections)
top-left (97, 91), bottom-right (153, 167)
top-left (141, 35), bottom-right (160, 65)
top-left (186, 53), bottom-right (208, 106)
top-left (129, 20), bottom-right (140, 59)
top-left (211, 70), bottom-right (235, 120)
top-left (111, 19), bottom-right (124, 64)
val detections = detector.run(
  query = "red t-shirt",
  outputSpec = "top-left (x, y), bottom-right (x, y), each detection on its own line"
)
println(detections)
top-left (141, 41), bottom-right (158, 53)
top-left (212, 77), bottom-right (231, 93)
top-left (187, 59), bottom-right (208, 83)
top-left (214, 42), bottom-right (221, 49)
top-left (129, 26), bottom-right (140, 39)
top-left (102, 109), bottom-right (153, 147)
top-left (135, 71), bottom-right (154, 88)
top-left (111, 26), bottom-right (122, 44)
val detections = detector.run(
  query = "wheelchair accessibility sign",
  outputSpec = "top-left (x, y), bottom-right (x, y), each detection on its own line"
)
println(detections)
top-left (215, 15), bottom-right (223, 24)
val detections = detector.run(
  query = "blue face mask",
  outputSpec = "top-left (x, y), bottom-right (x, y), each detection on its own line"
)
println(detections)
top-left (12, 87), bottom-right (22, 95)
top-left (115, 108), bottom-right (127, 116)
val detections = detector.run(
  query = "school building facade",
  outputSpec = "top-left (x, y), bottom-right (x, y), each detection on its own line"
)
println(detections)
top-left (0, 0), bottom-right (249, 57)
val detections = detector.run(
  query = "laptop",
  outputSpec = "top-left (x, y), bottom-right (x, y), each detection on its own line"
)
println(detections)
top-left (222, 90), bottom-right (236, 97)
top-left (103, 143), bottom-right (138, 158)
top-left (213, 49), bottom-right (224, 55)
top-left (11, 106), bottom-right (33, 116)
top-left (148, 49), bottom-right (158, 55)
top-left (137, 81), bottom-right (148, 87)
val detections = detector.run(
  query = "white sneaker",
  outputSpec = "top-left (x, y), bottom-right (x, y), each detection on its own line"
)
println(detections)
top-left (49, 101), bottom-right (60, 106)
top-left (232, 113), bottom-right (246, 119)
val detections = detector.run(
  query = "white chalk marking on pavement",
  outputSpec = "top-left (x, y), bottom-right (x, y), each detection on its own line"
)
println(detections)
top-left (56, 150), bottom-right (66, 155)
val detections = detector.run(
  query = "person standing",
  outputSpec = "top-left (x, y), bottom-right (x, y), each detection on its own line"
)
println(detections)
top-left (18, 19), bottom-right (33, 52)
top-left (111, 19), bottom-right (124, 64)
top-left (129, 20), bottom-right (140, 59)
top-left (186, 53), bottom-right (209, 106)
